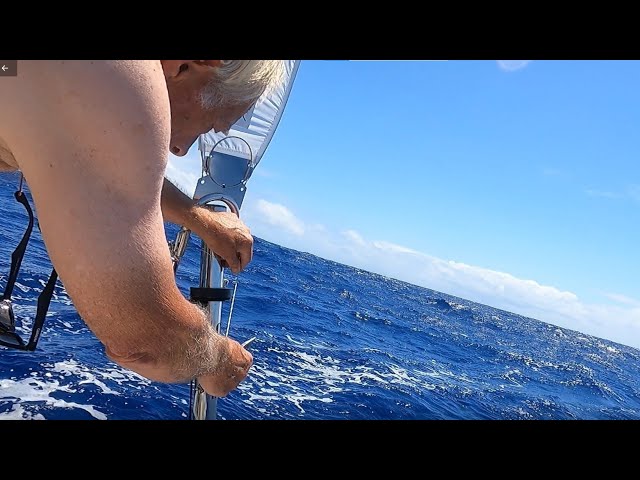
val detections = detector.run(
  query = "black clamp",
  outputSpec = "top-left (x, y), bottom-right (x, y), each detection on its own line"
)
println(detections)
top-left (190, 287), bottom-right (232, 304)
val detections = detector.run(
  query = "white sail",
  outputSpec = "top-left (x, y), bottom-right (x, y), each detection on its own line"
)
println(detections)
top-left (199, 60), bottom-right (301, 175)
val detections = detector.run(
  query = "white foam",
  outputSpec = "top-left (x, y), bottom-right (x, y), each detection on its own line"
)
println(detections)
top-left (595, 342), bottom-right (620, 354)
top-left (286, 393), bottom-right (332, 414)
top-left (285, 334), bottom-right (305, 346)
top-left (51, 361), bottom-right (120, 395)
top-left (502, 368), bottom-right (524, 387)
top-left (0, 359), bottom-right (153, 420)
top-left (554, 328), bottom-right (567, 338)
top-left (449, 302), bottom-right (468, 311)
top-left (14, 282), bottom-right (32, 293)
top-left (514, 407), bottom-right (533, 418)
top-left (0, 377), bottom-right (107, 420)
top-left (0, 403), bottom-right (46, 420)
top-left (504, 351), bottom-right (559, 370)
top-left (51, 359), bottom-right (149, 390)
top-left (242, 345), bottom-right (480, 416)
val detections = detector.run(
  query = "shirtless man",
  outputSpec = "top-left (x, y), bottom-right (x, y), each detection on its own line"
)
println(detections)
top-left (0, 60), bottom-right (285, 397)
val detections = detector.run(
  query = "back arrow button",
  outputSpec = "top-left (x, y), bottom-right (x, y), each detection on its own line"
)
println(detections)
top-left (0, 61), bottom-right (17, 76)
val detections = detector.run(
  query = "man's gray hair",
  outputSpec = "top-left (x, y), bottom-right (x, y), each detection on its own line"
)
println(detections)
top-left (199, 60), bottom-right (286, 109)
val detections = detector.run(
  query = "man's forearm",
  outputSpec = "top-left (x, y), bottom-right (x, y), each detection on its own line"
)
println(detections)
top-left (161, 177), bottom-right (195, 227)
top-left (161, 177), bottom-right (219, 239)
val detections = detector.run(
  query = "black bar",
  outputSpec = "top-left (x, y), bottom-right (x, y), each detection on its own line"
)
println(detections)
top-left (190, 287), bottom-right (232, 303)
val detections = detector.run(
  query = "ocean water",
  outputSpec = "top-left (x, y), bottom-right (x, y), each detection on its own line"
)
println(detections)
top-left (1, 173), bottom-right (640, 420)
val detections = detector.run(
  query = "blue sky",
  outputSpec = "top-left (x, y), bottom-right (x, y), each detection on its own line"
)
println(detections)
top-left (167, 60), bottom-right (640, 349)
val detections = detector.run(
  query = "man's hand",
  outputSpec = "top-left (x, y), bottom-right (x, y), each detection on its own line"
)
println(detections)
top-left (197, 337), bottom-right (253, 397)
top-left (161, 179), bottom-right (253, 274)
top-left (193, 207), bottom-right (253, 274)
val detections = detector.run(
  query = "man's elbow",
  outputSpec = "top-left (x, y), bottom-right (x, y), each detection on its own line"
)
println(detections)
top-left (75, 289), bottom-right (212, 384)
top-left (104, 341), bottom-right (187, 384)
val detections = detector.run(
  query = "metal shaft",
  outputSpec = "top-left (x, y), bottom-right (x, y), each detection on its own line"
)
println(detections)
top-left (190, 203), bottom-right (228, 420)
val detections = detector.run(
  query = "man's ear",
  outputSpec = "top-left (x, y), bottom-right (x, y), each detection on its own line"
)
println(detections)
top-left (161, 60), bottom-right (223, 80)
top-left (161, 60), bottom-right (191, 79)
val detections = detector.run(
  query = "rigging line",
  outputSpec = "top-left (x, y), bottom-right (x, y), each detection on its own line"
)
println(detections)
top-left (224, 276), bottom-right (238, 337)
top-left (189, 379), bottom-right (194, 420)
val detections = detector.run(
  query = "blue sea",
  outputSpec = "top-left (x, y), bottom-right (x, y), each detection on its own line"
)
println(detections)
top-left (1, 173), bottom-right (640, 420)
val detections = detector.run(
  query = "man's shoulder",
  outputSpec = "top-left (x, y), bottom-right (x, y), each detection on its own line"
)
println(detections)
top-left (1, 60), bottom-right (165, 117)
top-left (0, 59), bottom-right (171, 218)
top-left (0, 60), bottom-right (169, 168)
top-left (15, 60), bottom-right (162, 78)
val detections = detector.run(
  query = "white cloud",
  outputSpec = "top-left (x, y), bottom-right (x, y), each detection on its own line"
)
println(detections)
top-left (165, 149), bottom-right (202, 198)
top-left (605, 293), bottom-right (640, 308)
top-left (343, 229), bottom-right (367, 247)
top-left (542, 167), bottom-right (563, 177)
top-left (497, 60), bottom-right (532, 72)
top-left (628, 184), bottom-right (640, 204)
top-left (244, 197), bottom-right (640, 349)
top-left (585, 185), bottom-right (640, 204)
top-left (372, 240), bottom-right (420, 255)
top-left (253, 199), bottom-right (305, 236)
top-left (585, 189), bottom-right (621, 199)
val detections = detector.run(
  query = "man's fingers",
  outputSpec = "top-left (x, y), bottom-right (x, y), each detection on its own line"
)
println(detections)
top-left (226, 251), bottom-right (241, 274)
top-left (228, 235), bottom-right (252, 273)
top-left (237, 235), bottom-right (253, 271)
top-left (230, 343), bottom-right (253, 373)
top-left (213, 250), bottom-right (239, 273)
top-left (241, 238), bottom-right (253, 269)
top-left (202, 218), bottom-right (253, 274)
top-left (197, 338), bottom-right (254, 397)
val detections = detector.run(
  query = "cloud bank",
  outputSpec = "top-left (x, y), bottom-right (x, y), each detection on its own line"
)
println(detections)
top-left (244, 198), bottom-right (640, 349)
